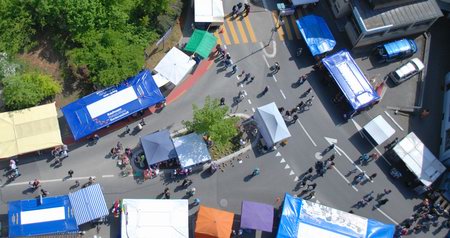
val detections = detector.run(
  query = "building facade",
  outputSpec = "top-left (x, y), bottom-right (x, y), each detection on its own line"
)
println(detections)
top-left (327, 0), bottom-right (443, 47)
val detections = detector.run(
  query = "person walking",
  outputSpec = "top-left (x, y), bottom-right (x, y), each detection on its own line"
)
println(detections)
top-left (273, 62), bottom-right (280, 73)
top-left (278, 107), bottom-right (285, 113)
top-left (377, 198), bottom-right (389, 207)
top-left (41, 189), bottom-right (49, 197)
top-left (231, 65), bottom-right (238, 74)
top-left (232, 5), bottom-right (237, 17)
top-left (306, 96), bottom-right (315, 106)
top-left (125, 125), bottom-right (131, 134)
top-left (193, 198), bottom-right (201, 206)
top-left (249, 76), bottom-right (255, 83)
top-left (306, 183), bottom-right (317, 191)
top-left (244, 3), bottom-right (250, 16)
top-left (75, 180), bottom-right (80, 187)
top-left (93, 134), bottom-right (100, 144)
top-left (68, 170), bottom-right (74, 178)
top-left (307, 167), bottom-right (313, 174)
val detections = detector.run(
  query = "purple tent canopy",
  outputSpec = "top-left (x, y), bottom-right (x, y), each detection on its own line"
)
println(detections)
top-left (240, 200), bottom-right (274, 232)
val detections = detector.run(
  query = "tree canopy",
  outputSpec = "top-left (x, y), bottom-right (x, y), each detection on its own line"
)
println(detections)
top-left (0, 0), bottom-right (182, 88)
top-left (183, 97), bottom-right (240, 154)
top-left (2, 72), bottom-right (61, 110)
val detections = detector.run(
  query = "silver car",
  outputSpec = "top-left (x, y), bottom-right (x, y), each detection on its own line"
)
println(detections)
top-left (389, 58), bottom-right (424, 85)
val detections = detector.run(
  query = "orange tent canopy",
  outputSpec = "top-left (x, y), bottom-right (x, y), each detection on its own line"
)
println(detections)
top-left (195, 205), bottom-right (234, 238)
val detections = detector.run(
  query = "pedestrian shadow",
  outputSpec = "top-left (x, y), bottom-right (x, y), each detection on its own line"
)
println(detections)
top-left (224, 71), bottom-right (235, 78)
top-left (243, 174), bottom-right (254, 182)
top-left (62, 175), bottom-right (72, 181)
top-left (69, 183), bottom-right (80, 191)
top-left (216, 67), bottom-right (227, 74)
top-left (52, 161), bottom-right (62, 169)
top-left (129, 127), bottom-right (142, 136)
top-left (174, 184), bottom-right (187, 193)
top-left (156, 193), bottom-right (164, 199)
top-left (256, 91), bottom-right (266, 98)
top-left (200, 169), bottom-right (213, 179)
top-left (360, 179), bottom-right (370, 186)
top-left (22, 187), bottom-right (37, 195)
top-left (117, 130), bottom-right (128, 138)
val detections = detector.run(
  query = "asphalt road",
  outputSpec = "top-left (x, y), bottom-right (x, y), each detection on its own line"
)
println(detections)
top-left (1, 1), bottom-right (449, 238)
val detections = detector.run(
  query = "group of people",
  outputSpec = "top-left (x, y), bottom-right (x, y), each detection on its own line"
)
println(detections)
top-left (51, 144), bottom-right (69, 165)
top-left (8, 159), bottom-right (20, 179)
top-left (231, 2), bottom-right (250, 18)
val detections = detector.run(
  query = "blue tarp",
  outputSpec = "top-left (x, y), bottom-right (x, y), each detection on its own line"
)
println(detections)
top-left (68, 183), bottom-right (109, 225)
top-left (8, 195), bottom-right (78, 237)
top-left (277, 194), bottom-right (395, 238)
top-left (384, 39), bottom-right (416, 58)
top-left (322, 50), bottom-right (380, 111)
top-left (296, 15), bottom-right (336, 56)
top-left (62, 70), bottom-right (165, 140)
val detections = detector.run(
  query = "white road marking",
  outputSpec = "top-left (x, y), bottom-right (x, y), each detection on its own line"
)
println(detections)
top-left (294, 176), bottom-right (299, 182)
top-left (252, 108), bottom-right (255, 112)
top-left (297, 120), bottom-right (317, 147)
top-left (333, 166), bottom-right (358, 192)
top-left (284, 164), bottom-right (290, 169)
top-left (334, 145), bottom-right (371, 181)
top-left (362, 134), bottom-right (392, 166)
top-left (273, 75), bottom-right (278, 82)
top-left (240, 84), bottom-right (244, 88)
top-left (276, 152), bottom-right (281, 157)
top-left (247, 99), bottom-right (252, 104)
top-left (280, 158), bottom-right (286, 163)
top-left (324, 137), bottom-right (341, 156)
top-left (4, 176), bottom-right (98, 187)
top-left (314, 152), bottom-right (323, 160)
top-left (243, 90), bottom-right (247, 96)
top-left (289, 170), bottom-right (295, 175)
top-left (262, 54), bottom-right (270, 67)
top-left (375, 207), bottom-right (399, 225)
top-left (280, 89), bottom-right (286, 99)
top-left (384, 111), bottom-right (404, 131)
top-left (102, 175), bottom-right (114, 178)
top-left (351, 119), bottom-right (364, 138)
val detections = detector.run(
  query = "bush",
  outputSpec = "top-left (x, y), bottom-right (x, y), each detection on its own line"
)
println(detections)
top-left (2, 72), bottom-right (61, 110)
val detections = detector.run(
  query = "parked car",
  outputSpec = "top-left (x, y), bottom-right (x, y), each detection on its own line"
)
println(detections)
top-left (389, 58), bottom-right (424, 85)
top-left (373, 39), bottom-right (417, 63)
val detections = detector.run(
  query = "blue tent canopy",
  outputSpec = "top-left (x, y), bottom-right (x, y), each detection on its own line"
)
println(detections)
top-left (62, 70), bottom-right (165, 140)
top-left (277, 194), bottom-right (395, 238)
top-left (68, 183), bottom-right (109, 225)
top-left (322, 50), bottom-right (380, 111)
top-left (296, 15), bottom-right (336, 56)
top-left (8, 195), bottom-right (78, 237)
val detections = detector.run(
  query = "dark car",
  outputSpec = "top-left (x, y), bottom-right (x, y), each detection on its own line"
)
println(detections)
top-left (373, 39), bottom-right (417, 63)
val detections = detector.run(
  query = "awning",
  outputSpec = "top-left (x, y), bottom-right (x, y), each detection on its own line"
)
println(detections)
top-left (152, 73), bottom-right (171, 88)
top-left (322, 50), bottom-right (380, 111)
top-left (8, 195), bottom-right (78, 237)
top-left (254, 102), bottom-right (291, 147)
top-left (62, 70), bottom-right (165, 140)
top-left (195, 205), bottom-right (234, 238)
top-left (296, 15), bottom-right (336, 56)
top-left (184, 29), bottom-right (218, 59)
top-left (194, 0), bottom-right (225, 23)
top-left (0, 102), bottom-right (62, 159)
top-left (393, 132), bottom-right (446, 187)
top-left (277, 194), bottom-right (395, 238)
top-left (173, 133), bottom-right (211, 168)
top-left (140, 129), bottom-right (177, 166)
top-left (155, 47), bottom-right (196, 85)
top-left (241, 201), bottom-right (274, 232)
top-left (363, 115), bottom-right (395, 145)
top-left (121, 199), bottom-right (189, 238)
top-left (68, 183), bottom-right (109, 225)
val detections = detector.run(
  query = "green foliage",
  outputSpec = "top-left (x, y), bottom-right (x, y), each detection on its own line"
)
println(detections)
top-left (183, 97), bottom-right (239, 153)
top-left (2, 72), bottom-right (61, 110)
top-left (0, 0), bottom-right (36, 54)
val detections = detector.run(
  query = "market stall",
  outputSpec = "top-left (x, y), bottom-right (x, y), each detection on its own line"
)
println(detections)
top-left (121, 199), bottom-right (189, 238)
top-left (173, 133), bottom-right (211, 168)
top-left (184, 29), bottom-right (218, 59)
top-left (154, 47), bottom-right (196, 86)
top-left (62, 70), bottom-right (165, 140)
top-left (240, 200), bottom-right (274, 232)
top-left (363, 115), bottom-right (395, 145)
top-left (68, 183), bottom-right (109, 225)
top-left (296, 15), bottom-right (336, 57)
top-left (0, 102), bottom-right (62, 159)
top-left (194, 0), bottom-right (224, 26)
top-left (195, 205), bottom-right (234, 238)
top-left (254, 102), bottom-right (291, 148)
top-left (140, 129), bottom-right (177, 166)
top-left (277, 194), bottom-right (395, 238)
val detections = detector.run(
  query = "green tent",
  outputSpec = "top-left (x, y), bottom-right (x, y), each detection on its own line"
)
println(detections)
top-left (184, 29), bottom-right (218, 59)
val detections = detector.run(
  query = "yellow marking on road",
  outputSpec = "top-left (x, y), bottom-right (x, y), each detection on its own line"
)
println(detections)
top-left (271, 10), bottom-right (284, 41)
top-left (236, 19), bottom-right (248, 43)
top-left (243, 17), bottom-right (257, 43)
top-left (282, 16), bottom-right (293, 41)
top-left (220, 25), bottom-right (232, 45)
top-left (214, 31), bottom-right (223, 45)
top-left (225, 18), bottom-right (239, 44)
top-left (290, 15), bottom-right (301, 40)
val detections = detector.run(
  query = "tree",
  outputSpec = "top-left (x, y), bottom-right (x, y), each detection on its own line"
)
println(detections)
top-left (2, 72), bottom-right (61, 110)
top-left (183, 96), bottom-right (239, 154)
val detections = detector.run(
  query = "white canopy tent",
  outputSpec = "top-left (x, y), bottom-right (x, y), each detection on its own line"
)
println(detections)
top-left (194, 0), bottom-right (225, 24)
top-left (154, 47), bottom-right (196, 86)
top-left (393, 132), bottom-right (446, 187)
top-left (121, 199), bottom-right (189, 238)
top-left (363, 115), bottom-right (395, 145)
top-left (254, 102), bottom-right (291, 148)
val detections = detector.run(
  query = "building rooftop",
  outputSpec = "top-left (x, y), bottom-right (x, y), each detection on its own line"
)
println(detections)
top-left (353, 0), bottom-right (443, 29)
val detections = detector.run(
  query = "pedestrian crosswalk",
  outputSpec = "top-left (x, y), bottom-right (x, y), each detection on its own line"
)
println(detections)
top-left (214, 9), bottom-right (304, 45)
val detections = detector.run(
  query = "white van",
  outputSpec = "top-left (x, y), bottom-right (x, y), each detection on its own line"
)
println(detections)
top-left (389, 58), bottom-right (424, 85)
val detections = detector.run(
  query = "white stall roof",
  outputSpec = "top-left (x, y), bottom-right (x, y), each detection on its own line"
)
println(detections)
top-left (152, 73), bottom-right (170, 88)
top-left (291, 0), bottom-right (319, 7)
top-left (154, 47), bottom-right (195, 85)
top-left (363, 115), bottom-right (395, 145)
top-left (121, 199), bottom-right (189, 238)
top-left (194, 0), bottom-right (225, 23)
top-left (393, 132), bottom-right (446, 187)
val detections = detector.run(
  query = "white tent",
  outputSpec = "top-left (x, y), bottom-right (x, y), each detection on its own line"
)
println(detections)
top-left (173, 133), bottom-right (211, 168)
top-left (121, 199), bottom-right (189, 238)
top-left (393, 132), bottom-right (446, 187)
top-left (363, 115), bottom-right (395, 145)
top-left (154, 47), bottom-right (196, 86)
top-left (194, 0), bottom-right (225, 24)
top-left (254, 102), bottom-right (291, 148)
